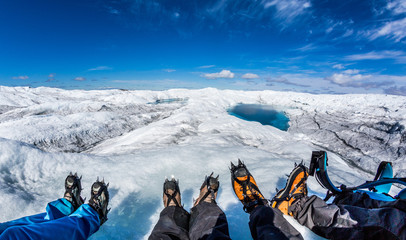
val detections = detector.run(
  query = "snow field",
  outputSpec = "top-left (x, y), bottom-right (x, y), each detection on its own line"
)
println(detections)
top-left (0, 86), bottom-right (404, 239)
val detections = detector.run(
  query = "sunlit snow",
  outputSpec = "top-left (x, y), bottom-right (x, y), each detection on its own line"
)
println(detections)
top-left (0, 86), bottom-right (405, 239)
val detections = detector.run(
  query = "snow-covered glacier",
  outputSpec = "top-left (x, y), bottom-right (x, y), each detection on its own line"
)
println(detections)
top-left (0, 86), bottom-right (404, 239)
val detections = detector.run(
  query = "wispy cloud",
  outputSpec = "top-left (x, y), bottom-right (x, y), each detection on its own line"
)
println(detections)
top-left (163, 69), bottom-right (176, 72)
top-left (266, 75), bottom-right (310, 87)
top-left (203, 70), bottom-right (235, 79)
top-left (88, 66), bottom-right (112, 71)
top-left (105, 5), bottom-right (120, 15)
top-left (333, 64), bottom-right (345, 69)
top-left (384, 86), bottom-right (406, 96)
top-left (345, 50), bottom-right (406, 63)
top-left (325, 70), bottom-right (405, 90)
top-left (263, 0), bottom-right (311, 23)
top-left (12, 76), bottom-right (29, 80)
top-left (386, 0), bottom-right (406, 15)
top-left (365, 0), bottom-right (406, 43)
top-left (47, 73), bottom-right (56, 82)
top-left (369, 18), bottom-right (406, 42)
top-left (198, 65), bottom-right (216, 69)
top-left (242, 73), bottom-right (260, 79)
top-left (74, 77), bottom-right (86, 81)
top-left (295, 43), bottom-right (317, 52)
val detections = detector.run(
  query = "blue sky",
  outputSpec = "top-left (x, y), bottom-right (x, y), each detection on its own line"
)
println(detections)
top-left (1, 0), bottom-right (406, 95)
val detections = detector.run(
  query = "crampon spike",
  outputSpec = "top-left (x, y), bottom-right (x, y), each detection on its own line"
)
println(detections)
top-left (238, 159), bottom-right (243, 166)
top-left (230, 162), bottom-right (236, 171)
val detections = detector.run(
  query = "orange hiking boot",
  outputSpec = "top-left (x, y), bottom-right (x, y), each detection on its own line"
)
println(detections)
top-left (230, 159), bottom-right (267, 213)
top-left (271, 163), bottom-right (308, 216)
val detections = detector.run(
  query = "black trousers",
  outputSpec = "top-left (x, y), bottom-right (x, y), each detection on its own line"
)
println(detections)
top-left (149, 202), bottom-right (303, 240)
top-left (149, 202), bottom-right (231, 240)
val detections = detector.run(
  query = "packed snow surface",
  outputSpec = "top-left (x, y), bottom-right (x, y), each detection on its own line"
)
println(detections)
top-left (0, 86), bottom-right (405, 239)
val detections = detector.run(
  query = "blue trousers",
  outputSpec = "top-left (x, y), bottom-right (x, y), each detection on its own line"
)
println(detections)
top-left (0, 199), bottom-right (100, 240)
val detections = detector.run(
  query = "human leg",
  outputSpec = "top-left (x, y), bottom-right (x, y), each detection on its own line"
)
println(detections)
top-left (0, 204), bottom-right (100, 240)
top-left (272, 164), bottom-right (405, 240)
top-left (149, 178), bottom-right (190, 240)
top-left (249, 205), bottom-right (303, 240)
top-left (189, 174), bottom-right (230, 240)
top-left (290, 194), bottom-right (405, 240)
top-left (230, 160), bottom-right (303, 240)
top-left (0, 178), bottom-right (109, 240)
top-left (0, 173), bottom-right (82, 234)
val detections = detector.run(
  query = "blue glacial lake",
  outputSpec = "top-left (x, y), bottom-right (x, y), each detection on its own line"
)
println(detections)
top-left (228, 104), bottom-right (290, 131)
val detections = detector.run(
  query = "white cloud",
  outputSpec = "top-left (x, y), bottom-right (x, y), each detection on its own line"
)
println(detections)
top-left (88, 66), bottom-right (112, 71)
top-left (163, 69), bottom-right (176, 73)
top-left (242, 73), bottom-right (260, 79)
top-left (12, 76), bottom-right (29, 80)
top-left (369, 18), bottom-right (406, 42)
top-left (204, 70), bottom-right (235, 79)
top-left (74, 77), bottom-right (86, 81)
top-left (48, 73), bottom-right (55, 78)
top-left (333, 64), bottom-right (345, 69)
top-left (328, 73), bottom-right (371, 85)
top-left (342, 69), bottom-right (360, 75)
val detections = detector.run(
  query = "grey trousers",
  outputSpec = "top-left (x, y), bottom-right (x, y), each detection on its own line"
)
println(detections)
top-left (290, 191), bottom-right (406, 240)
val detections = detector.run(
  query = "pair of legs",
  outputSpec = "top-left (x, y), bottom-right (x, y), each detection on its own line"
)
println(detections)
top-left (149, 174), bottom-right (231, 240)
top-left (0, 173), bottom-right (109, 240)
top-left (231, 160), bottom-right (406, 239)
top-left (149, 169), bottom-right (303, 240)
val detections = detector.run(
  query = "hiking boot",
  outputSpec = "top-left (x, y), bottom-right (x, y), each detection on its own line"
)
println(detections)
top-left (193, 173), bottom-right (219, 207)
top-left (271, 163), bottom-right (308, 216)
top-left (64, 172), bottom-right (84, 210)
top-left (88, 178), bottom-right (109, 225)
top-left (230, 160), bottom-right (267, 213)
top-left (163, 177), bottom-right (182, 207)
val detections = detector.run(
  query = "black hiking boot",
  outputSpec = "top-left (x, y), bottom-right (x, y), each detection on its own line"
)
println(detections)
top-left (64, 172), bottom-right (84, 210)
top-left (271, 163), bottom-right (308, 216)
top-left (88, 178), bottom-right (110, 225)
top-left (230, 160), bottom-right (267, 213)
top-left (193, 173), bottom-right (220, 206)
